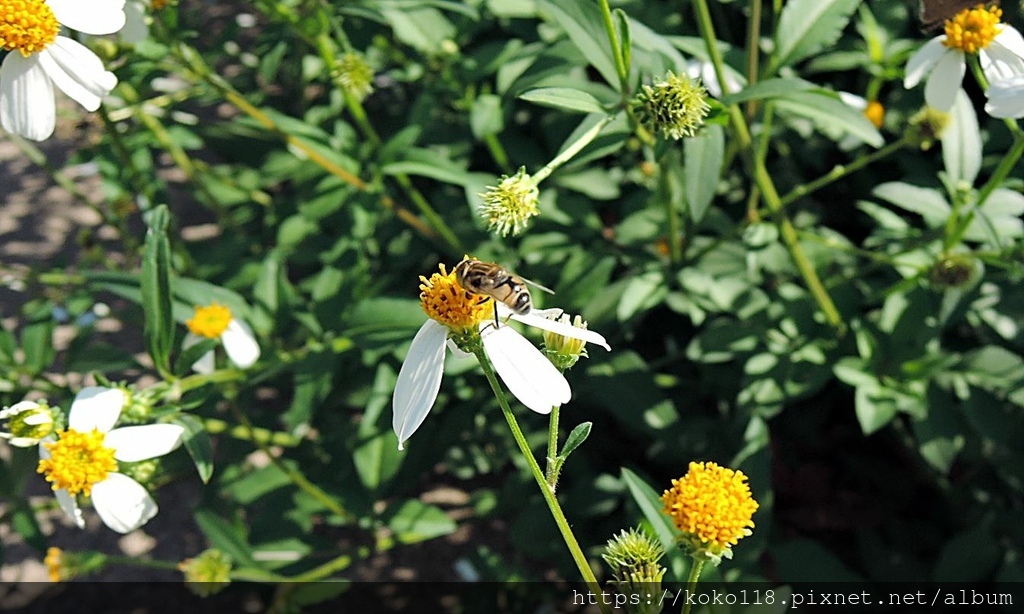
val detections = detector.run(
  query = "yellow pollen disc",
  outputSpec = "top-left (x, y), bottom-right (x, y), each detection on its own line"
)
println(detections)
top-left (37, 429), bottom-right (118, 497)
top-left (943, 5), bottom-right (1002, 54)
top-left (0, 0), bottom-right (60, 56)
top-left (187, 303), bottom-right (232, 338)
top-left (418, 263), bottom-right (493, 331)
top-left (662, 461), bottom-right (759, 551)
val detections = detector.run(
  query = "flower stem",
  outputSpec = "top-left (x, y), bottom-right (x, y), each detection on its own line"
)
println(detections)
top-left (681, 557), bottom-right (706, 614)
top-left (596, 0), bottom-right (630, 94)
top-left (545, 404), bottom-right (561, 490)
top-left (532, 114), bottom-right (617, 185)
top-left (474, 348), bottom-right (609, 613)
top-left (692, 0), bottom-right (844, 333)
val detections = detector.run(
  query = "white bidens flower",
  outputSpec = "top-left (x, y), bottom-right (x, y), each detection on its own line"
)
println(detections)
top-left (183, 302), bottom-right (260, 373)
top-left (0, 0), bottom-right (126, 140)
top-left (36, 386), bottom-right (185, 533)
top-left (904, 4), bottom-right (1024, 112)
top-left (392, 262), bottom-right (609, 449)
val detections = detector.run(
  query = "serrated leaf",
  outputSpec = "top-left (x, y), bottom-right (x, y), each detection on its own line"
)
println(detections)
top-left (536, 0), bottom-right (618, 87)
top-left (519, 87), bottom-right (606, 114)
top-left (194, 510), bottom-right (258, 567)
top-left (772, 0), bottom-right (863, 71)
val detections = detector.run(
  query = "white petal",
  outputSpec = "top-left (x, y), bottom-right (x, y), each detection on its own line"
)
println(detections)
top-left (221, 319), bottom-right (260, 368)
top-left (0, 400), bottom-right (41, 418)
top-left (986, 75), bottom-right (1024, 118)
top-left (38, 38), bottom-right (117, 112)
top-left (54, 488), bottom-right (85, 529)
top-left (392, 320), bottom-right (448, 449)
top-left (90, 473), bottom-right (157, 533)
top-left (837, 91), bottom-right (867, 110)
top-left (183, 333), bottom-right (215, 374)
top-left (68, 387), bottom-right (125, 433)
top-left (120, 0), bottom-right (149, 44)
top-left (994, 26), bottom-right (1024, 63)
top-left (482, 326), bottom-right (570, 414)
top-left (49, 0), bottom-right (127, 35)
top-left (106, 424), bottom-right (185, 462)
top-left (924, 49), bottom-right (965, 111)
top-left (981, 43), bottom-right (1024, 84)
top-left (446, 338), bottom-right (474, 359)
top-left (509, 312), bottom-right (611, 351)
top-left (0, 53), bottom-right (55, 141)
top-left (904, 37), bottom-right (947, 89)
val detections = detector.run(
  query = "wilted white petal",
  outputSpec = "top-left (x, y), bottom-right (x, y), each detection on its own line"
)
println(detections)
top-left (482, 326), bottom-right (570, 414)
top-left (0, 53), bottom-right (55, 141)
top-left (39, 38), bottom-right (117, 112)
top-left (106, 424), bottom-right (185, 462)
top-left (393, 320), bottom-right (448, 448)
top-left (221, 319), bottom-right (260, 368)
top-left (54, 488), bottom-right (85, 529)
top-left (68, 387), bottom-right (126, 433)
top-left (509, 312), bottom-right (610, 350)
top-left (90, 473), bottom-right (157, 533)
top-left (924, 50), bottom-right (965, 111)
top-left (986, 75), bottom-right (1024, 118)
top-left (49, 0), bottom-right (127, 35)
top-left (904, 38), bottom-right (947, 89)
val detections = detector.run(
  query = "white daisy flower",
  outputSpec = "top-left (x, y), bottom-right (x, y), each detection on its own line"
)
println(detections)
top-left (392, 262), bottom-right (609, 449)
top-left (36, 386), bottom-right (185, 534)
top-left (985, 74), bottom-right (1024, 118)
top-left (183, 302), bottom-right (260, 373)
top-left (904, 4), bottom-right (1024, 112)
top-left (0, 0), bottom-right (126, 141)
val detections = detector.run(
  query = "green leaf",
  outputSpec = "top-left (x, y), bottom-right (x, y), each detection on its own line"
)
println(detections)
top-left (873, 182), bottom-right (951, 226)
top-left (379, 7), bottom-right (456, 54)
top-left (621, 468), bottom-right (685, 577)
top-left (558, 421), bottom-right (591, 461)
top-left (933, 525), bottom-right (1001, 581)
top-left (720, 78), bottom-right (818, 105)
top-left (684, 124), bottom-right (724, 223)
top-left (943, 89), bottom-right (982, 185)
top-left (353, 365), bottom-right (404, 490)
top-left (381, 149), bottom-right (470, 186)
top-left (774, 90), bottom-right (883, 147)
top-left (518, 87), bottom-right (606, 114)
top-left (470, 93), bottom-right (505, 138)
top-left (194, 510), bottom-right (258, 566)
top-left (11, 505), bottom-right (46, 552)
top-left (19, 314), bottom-right (55, 375)
top-left (385, 500), bottom-right (457, 545)
top-left (174, 413), bottom-right (214, 484)
top-left (536, 0), bottom-right (618, 87)
top-left (772, 0), bottom-right (863, 71)
top-left (141, 205), bottom-right (174, 374)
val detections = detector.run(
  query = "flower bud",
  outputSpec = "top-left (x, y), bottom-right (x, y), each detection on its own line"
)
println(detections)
top-left (602, 528), bottom-right (667, 614)
top-left (179, 549), bottom-right (233, 596)
top-left (478, 166), bottom-right (540, 237)
top-left (0, 400), bottom-right (61, 448)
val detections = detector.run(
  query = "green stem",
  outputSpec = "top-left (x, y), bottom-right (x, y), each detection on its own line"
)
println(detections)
top-left (596, 0), bottom-right (630, 94)
top-left (693, 0), bottom-right (844, 332)
top-left (545, 404), bottom-right (561, 490)
top-left (778, 136), bottom-right (911, 209)
top-left (474, 348), bottom-right (609, 614)
top-left (532, 114), bottom-right (617, 185)
top-left (681, 557), bottom-right (706, 614)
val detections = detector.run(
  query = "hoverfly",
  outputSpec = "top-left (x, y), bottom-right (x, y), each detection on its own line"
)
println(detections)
top-left (453, 257), bottom-right (552, 326)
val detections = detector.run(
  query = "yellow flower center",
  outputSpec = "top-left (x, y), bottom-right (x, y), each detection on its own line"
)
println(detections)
top-left (662, 461), bottom-right (759, 554)
top-left (44, 547), bottom-right (64, 582)
top-left (0, 0), bottom-right (60, 57)
top-left (943, 5), bottom-right (1002, 54)
top-left (419, 263), bottom-right (492, 332)
top-left (864, 100), bottom-right (884, 129)
top-left (151, 0), bottom-right (169, 9)
top-left (186, 303), bottom-right (232, 338)
top-left (37, 429), bottom-right (118, 497)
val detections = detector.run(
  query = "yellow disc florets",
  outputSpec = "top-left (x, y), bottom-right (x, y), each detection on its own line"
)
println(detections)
top-left (187, 303), bottom-right (232, 338)
top-left (944, 5), bottom-right (1002, 54)
top-left (418, 263), bottom-right (492, 332)
top-left (38, 429), bottom-right (118, 497)
top-left (0, 0), bottom-right (60, 56)
top-left (44, 547), bottom-right (65, 582)
top-left (662, 461), bottom-right (759, 560)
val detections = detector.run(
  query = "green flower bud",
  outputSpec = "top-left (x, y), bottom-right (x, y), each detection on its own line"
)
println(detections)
top-left (333, 52), bottom-right (375, 102)
top-left (602, 528), bottom-right (667, 614)
top-left (631, 72), bottom-right (710, 140)
top-left (542, 313), bottom-right (591, 370)
top-left (478, 166), bottom-right (540, 237)
top-left (180, 549), bottom-right (233, 597)
top-left (0, 400), bottom-right (62, 447)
